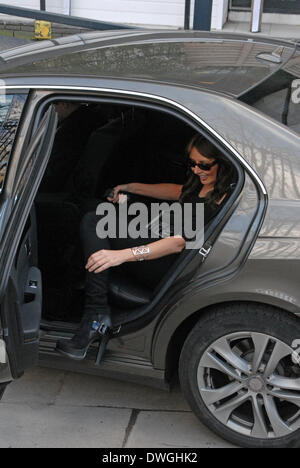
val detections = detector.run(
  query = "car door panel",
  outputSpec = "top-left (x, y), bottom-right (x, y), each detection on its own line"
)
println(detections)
top-left (197, 173), bottom-right (265, 277)
top-left (0, 104), bottom-right (57, 383)
top-left (1, 215), bottom-right (41, 378)
top-left (15, 209), bottom-right (41, 345)
top-left (152, 169), bottom-right (268, 368)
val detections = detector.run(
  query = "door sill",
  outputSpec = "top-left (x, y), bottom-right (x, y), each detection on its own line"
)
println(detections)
top-left (40, 318), bottom-right (78, 334)
top-left (38, 333), bottom-right (169, 390)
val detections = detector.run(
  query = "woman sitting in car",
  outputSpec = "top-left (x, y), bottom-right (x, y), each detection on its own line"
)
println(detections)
top-left (56, 135), bottom-right (236, 362)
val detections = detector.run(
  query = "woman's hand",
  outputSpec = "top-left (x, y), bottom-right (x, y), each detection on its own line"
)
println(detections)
top-left (86, 236), bottom-right (186, 275)
top-left (106, 183), bottom-right (182, 202)
top-left (86, 249), bottom-right (132, 274)
top-left (107, 184), bottom-right (129, 203)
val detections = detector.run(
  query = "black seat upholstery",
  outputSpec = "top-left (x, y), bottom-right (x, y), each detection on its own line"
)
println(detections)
top-left (35, 193), bottom-right (83, 320)
top-left (69, 109), bottom-right (147, 201)
top-left (108, 271), bottom-right (151, 309)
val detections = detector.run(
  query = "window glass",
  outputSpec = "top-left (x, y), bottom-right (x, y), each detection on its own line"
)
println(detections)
top-left (230, 0), bottom-right (300, 13)
top-left (6, 42), bottom-right (292, 97)
top-left (0, 94), bottom-right (27, 192)
top-left (264, 0), bottom-right (300, 14)
top-left (248, 84), bottom-right (300, 134)
top-left (241, 52), bottom-right (300, 134)
top-left (230, 0), bottom-right (251, 9)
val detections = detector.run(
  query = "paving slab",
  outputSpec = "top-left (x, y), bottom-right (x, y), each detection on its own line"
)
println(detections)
top-left (0, 403), bottom-right (131, 448)
top-left (126, 411), bottom-right (235, 448)
top-left (55, 370), bottom-right (190, 411)
top-left (2, 367), bottom-right (66, 406)
top-left (270, 23), bottom-right (300, 39)
top-left (0, 367), bottom-right (235, 448)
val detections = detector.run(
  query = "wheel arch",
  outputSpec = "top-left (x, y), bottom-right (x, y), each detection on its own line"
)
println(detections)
top-left (159, 297), bottom-right (299, 383)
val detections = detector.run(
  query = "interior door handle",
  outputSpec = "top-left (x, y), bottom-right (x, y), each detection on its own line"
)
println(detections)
top-left (25, 239), bottom-right (32, 257)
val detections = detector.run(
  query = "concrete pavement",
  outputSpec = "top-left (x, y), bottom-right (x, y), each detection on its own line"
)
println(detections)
top-left (0, 366), bottom-right (235, 448)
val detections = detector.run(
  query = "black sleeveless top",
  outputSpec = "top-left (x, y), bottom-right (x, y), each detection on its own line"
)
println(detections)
top-left (179, 190), bottom-right (229, 241)
top-left (147, 189), bottom-right (229, 243)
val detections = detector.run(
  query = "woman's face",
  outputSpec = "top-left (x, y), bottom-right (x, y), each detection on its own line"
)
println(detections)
top-left (189, 146), bottom-right (219, 188)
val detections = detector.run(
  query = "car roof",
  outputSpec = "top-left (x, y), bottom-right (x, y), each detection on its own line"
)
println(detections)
top-left (0, 30), bottom-right (297, 98)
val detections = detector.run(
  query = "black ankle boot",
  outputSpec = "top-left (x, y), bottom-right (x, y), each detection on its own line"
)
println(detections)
top-left (56, 311), bottom-right (112, 362)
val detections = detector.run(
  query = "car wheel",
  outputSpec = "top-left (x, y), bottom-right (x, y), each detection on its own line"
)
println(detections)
top-left (179, 303), bottom-right (300, 448)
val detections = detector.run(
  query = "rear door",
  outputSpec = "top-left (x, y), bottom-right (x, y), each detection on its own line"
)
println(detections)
top-left (0, 96), bottom-right (57, 386)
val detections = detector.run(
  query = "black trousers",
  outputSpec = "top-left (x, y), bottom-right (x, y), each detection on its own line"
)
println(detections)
top-left (80, 210), bottom-right (180, 315)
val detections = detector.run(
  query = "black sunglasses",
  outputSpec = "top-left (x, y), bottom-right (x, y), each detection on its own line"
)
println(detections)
top-left (188, 158), bottom-right (217, 171)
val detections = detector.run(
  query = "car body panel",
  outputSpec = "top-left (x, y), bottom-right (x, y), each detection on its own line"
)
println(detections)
top-left (0, 32), bottom-right (296, 95)
top-left (0, 83), bottom-right (258, 384)
top-left (153, 255), bottom-right (300, 370)
top-left (20, 87), bottom-right (267, 382)
top-left (0, 32), bottom-right (299, 390)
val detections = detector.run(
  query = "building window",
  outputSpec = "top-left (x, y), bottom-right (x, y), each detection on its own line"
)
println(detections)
top-left (264, 1), bottom-right (300, 14)
top-left (230, 0), bottom-right (251, 10)
top-left (230, 0), bottom-right (300, 13)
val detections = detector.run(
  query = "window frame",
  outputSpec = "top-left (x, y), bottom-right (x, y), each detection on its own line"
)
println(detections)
top-left (0, 92), bottom-right (28, 196)
top-left (230, 0), bottom-right (300, 13)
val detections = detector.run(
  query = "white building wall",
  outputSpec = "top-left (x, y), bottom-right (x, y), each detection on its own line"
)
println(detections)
top-left (211, 0), bottom-right (228, 30)
top-left (0, 0), bottom-right (39, 10)
top-left (47, 0), bottom-right (70, 14)
top-left (70, 0), bottom-right (186, 28)
top-left (0, 0), bottom-right (190, 28)
top-left (0, 0), bottom-right (70, 17)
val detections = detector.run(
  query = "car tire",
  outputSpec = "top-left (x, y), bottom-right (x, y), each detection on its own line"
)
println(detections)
top-left (179, 303), bottom-right (300, 448)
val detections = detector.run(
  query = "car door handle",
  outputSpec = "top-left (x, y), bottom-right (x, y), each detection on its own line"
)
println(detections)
top-left (25, 239), bottom-right (32, 257)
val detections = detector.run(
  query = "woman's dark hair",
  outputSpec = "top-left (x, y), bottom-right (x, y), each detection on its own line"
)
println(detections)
top-left (179, 134), bottom-right (236, 205)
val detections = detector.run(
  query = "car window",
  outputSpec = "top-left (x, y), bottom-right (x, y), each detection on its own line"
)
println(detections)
top-left (0, 93), bottom-right (27, 192)
top-left (252, 80), bottom-right (300, 132)
top-left (3, 41), bottom-right (293, 97)
top-left (240, 63), bottom-right (300, 134)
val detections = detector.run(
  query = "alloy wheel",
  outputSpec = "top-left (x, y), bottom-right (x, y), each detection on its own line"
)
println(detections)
top-left (197, 332), bottom-right (300, 439)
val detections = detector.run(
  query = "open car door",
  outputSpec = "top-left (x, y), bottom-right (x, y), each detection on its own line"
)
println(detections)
top-left (0, 102), bottom-right (57, 392)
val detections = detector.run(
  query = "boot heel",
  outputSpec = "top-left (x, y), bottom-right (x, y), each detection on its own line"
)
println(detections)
top-left (95, 335), bottom-right (109, 365)
top-left (56, 313), bottom-right (112, 362)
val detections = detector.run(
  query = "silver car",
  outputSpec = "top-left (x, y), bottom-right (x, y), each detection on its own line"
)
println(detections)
top-left (0, 30), bottom-right (300, 448)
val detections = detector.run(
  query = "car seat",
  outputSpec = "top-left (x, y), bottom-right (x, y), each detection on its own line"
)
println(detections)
top-left (67, 108), bottom-right (148, 203)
